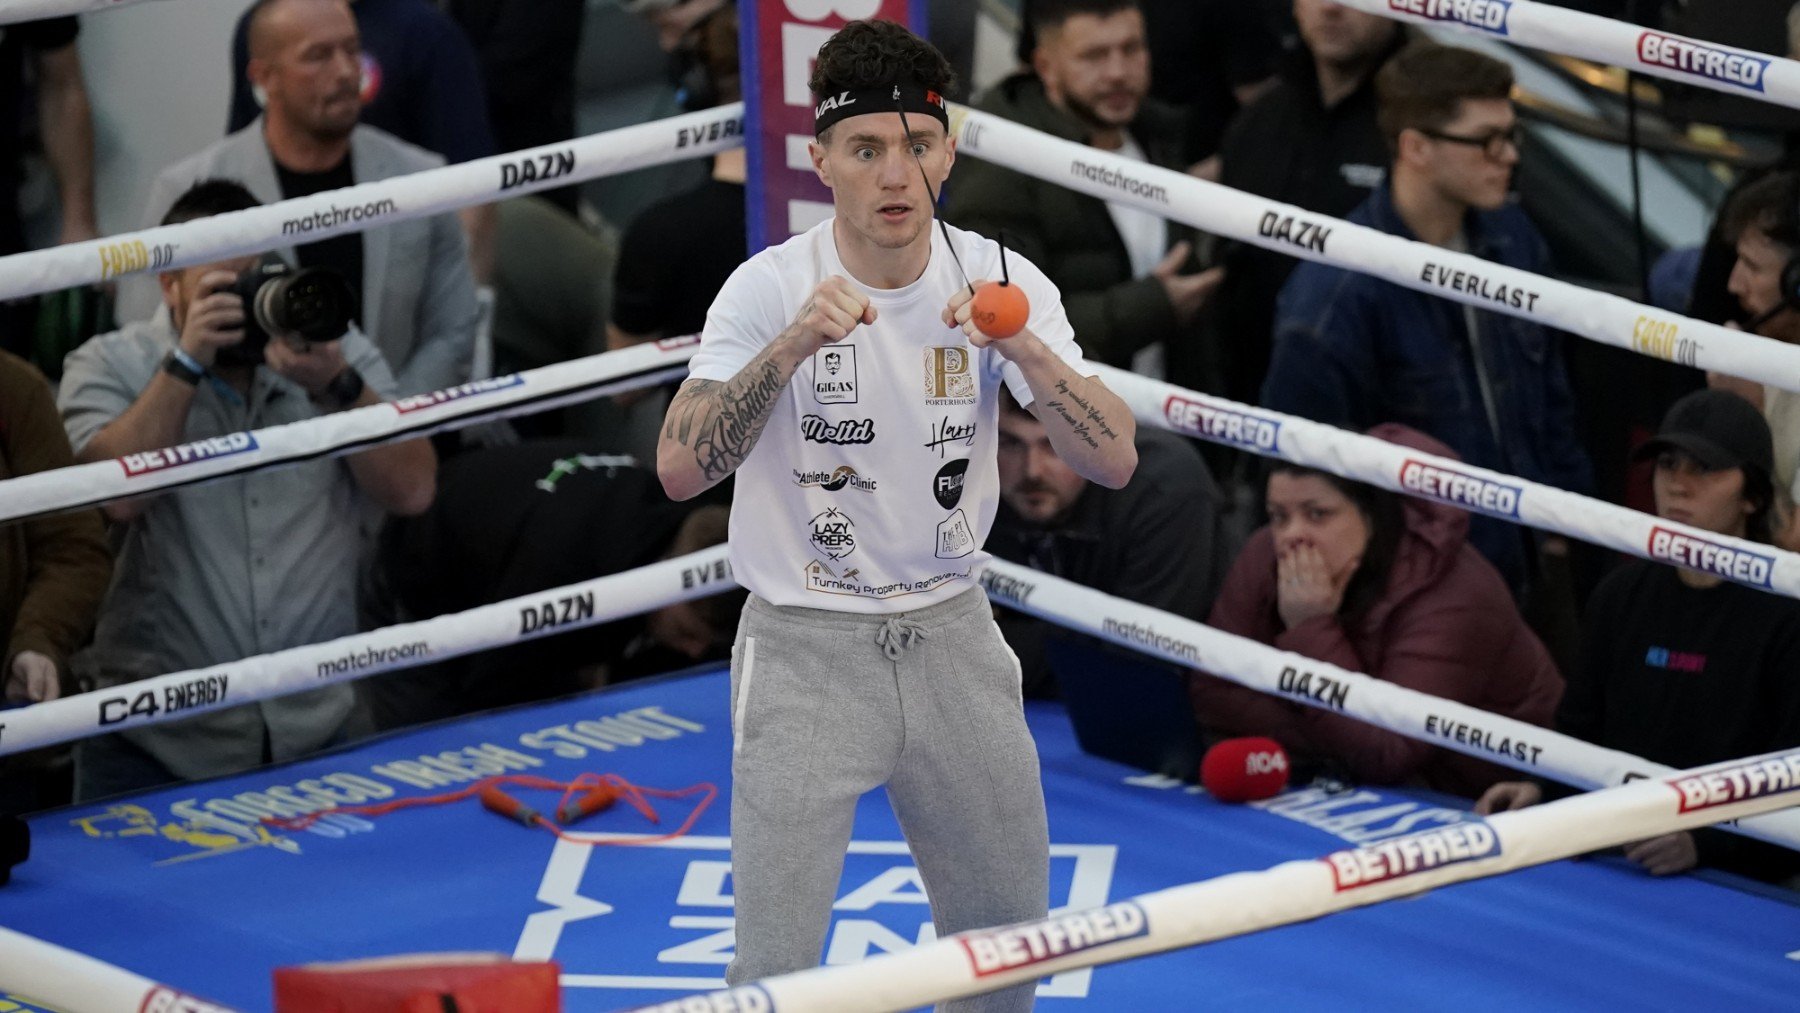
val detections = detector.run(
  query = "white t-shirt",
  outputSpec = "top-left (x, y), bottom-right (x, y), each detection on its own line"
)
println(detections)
top-left (689, 219), bottom-right (1088, 613)
top-left (1106, 135), bottom-right (1170, 281)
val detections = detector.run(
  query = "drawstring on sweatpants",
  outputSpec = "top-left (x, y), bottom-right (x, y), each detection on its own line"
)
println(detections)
top-left (875, 615), bottom-right (930, 661)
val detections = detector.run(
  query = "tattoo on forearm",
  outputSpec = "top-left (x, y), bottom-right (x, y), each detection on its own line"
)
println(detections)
top-left (1044, 378), bottom-right (1118, 451)
top-left (663, 347), bottom-right (792, 481)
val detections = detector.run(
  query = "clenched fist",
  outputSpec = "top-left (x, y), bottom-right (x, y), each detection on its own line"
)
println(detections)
top-left (778, 275), bottom-right (876, 358)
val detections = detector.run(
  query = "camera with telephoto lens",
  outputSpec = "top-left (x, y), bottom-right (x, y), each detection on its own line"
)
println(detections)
top-left (222, 258), bottom-right (356, 365)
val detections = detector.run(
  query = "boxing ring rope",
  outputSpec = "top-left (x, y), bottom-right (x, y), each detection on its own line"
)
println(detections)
top-left (951, 106), bottom-right (1800, 394)
top-left (0, 926), bottom-right (241, 1013)
top-left (636, 744), bottom-right (1800, 1013)
top-left (0, 337), bottom-right (697, 526)
top-left (0, 0), bottom-right (161, 27)
top-left (0, 102), bottom-right (744, 302)
top-left (1335, 0), bottom-right (1800, 109)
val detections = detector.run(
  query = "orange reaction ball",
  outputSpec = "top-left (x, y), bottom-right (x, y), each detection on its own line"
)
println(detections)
top-left (970, 280), bottom-right (1030, 339)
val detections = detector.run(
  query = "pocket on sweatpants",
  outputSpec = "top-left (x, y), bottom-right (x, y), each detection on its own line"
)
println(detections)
top-left (731, 635), bottom-right (759, 754)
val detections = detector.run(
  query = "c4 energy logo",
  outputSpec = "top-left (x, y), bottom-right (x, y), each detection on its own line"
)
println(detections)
top-left (1669, 753), bottom-right (1800, 813)
top-left (1325, 821), bottom-right (1500, 890)
top-left (1163, 395), bottom-right (1280, 452)
top-left (1399, 459), bottom-right (1522, 518)
top-left (1647, 526), bottom-right (1775, 589)
top-left (924, 346), bottom-right (977, 405)
top-left (120, 433), bottom-right (257, 477)
top-left (1389, 0), bottom-right (1513, 34)
top-left (961, 902), bottom-right (1149, 977)
top-left (1638, 33), bottom-right (1770, 93)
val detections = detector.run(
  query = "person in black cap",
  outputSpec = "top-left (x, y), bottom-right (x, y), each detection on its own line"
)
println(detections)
top-left (1479, 389), bottom-right (1800, 885)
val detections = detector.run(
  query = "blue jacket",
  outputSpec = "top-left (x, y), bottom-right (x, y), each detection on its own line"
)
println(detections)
top-left (1261, 184), bottom-right (1593, 592)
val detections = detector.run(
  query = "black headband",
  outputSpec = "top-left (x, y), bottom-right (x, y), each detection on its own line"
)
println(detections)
top-left (813, 81), bottom-right (948, 136)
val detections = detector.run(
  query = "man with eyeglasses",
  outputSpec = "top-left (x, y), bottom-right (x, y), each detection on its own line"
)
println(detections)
top-left (1261, 43), bottom-right (1593, 610)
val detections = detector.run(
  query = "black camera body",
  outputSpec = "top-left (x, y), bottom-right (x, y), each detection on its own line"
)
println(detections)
top-left (222, 259), bottom-right (356, 366)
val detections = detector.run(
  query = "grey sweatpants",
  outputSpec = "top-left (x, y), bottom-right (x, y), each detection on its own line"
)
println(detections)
top-left (725, 586), bottom-right (1049, 1011)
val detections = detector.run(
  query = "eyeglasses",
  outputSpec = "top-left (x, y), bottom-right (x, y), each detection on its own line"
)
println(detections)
top-left (1420, 125), bottom-right (1522, 160)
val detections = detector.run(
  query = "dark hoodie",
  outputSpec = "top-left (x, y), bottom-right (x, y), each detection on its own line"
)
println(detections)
top-left (1189, 424), bottom-right (1563, 798)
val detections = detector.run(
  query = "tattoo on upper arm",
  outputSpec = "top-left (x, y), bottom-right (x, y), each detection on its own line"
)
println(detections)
top-left (663, 357), bottom-right (789, 481)
top-left (1043, 378), bottom-right (1118, 451)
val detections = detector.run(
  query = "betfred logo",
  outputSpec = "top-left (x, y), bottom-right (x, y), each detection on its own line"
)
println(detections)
top-left (622, 986), bottom-right (775, 1013)
top-left (394, 375), bottom-right (526, 414)
top-left (656, 334), bottom-right (701, 351)
top-left (120, 432), bottom-right (257, 477)
top-left (1398, 459), bottom-right (1522, 518)
top-left (1162, 395), bottom-right (1280, 452)
top-left (139, 988), bottom-right (236, 1013)
top-left (1325, 822), bottom-right (1500, 891)
top-left (1669, 753), bottom-right (1800, 814)
top-left (1389, 0), bottom-right (1512, 34)
top-left (1638, 33), bottom-right (1769, 93)
top-left (960, 902), bottom-right (1148, 977)
top-left (1647, 526), bottom-right (1775, 589)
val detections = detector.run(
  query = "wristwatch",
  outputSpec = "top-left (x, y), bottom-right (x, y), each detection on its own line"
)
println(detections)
top-left (317, 367), bottom-right (365, 409)
top-left (161, 349), bottom-right (205, 387)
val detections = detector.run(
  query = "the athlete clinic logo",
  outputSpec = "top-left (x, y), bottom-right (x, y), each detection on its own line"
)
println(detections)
top-left (1647, 526), bottom-right (1775, 589)
top-left (1669, 753), bottom-right (1800, 814)
top-left (1399, 459), bottom-right (1522, 518)
top-left (120, 432), bottom-right (258, 477)
top-left (1390, 0), bottom-right (1512, 34)
top-left (1325, 821), bottom-right (1500, 890)
top-left (1163, 395), bottom-right (1280, 452)
top-left (1638, 33), bottom-right (1770, 93)
top-left (924, 346), bottom-right (977, 405)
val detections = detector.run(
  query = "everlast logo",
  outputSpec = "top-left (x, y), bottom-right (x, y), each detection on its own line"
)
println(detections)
top-left (814, 91), bottom-right (856, 118)
top-left (1258, 211), bottom-right (1331, 254)
top-left (801, 415), bottom-right (876, 445)
top-left (520, 591), bottom-right (596, 634)
top-left (681, 559), bottom-right (732, 589)
top-left (501, 149), bottom-right (576, 191)
top-left (675, 117), bottom-right (743, 149)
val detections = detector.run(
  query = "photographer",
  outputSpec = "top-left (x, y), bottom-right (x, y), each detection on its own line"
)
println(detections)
top-left (57, 179), bottom-right (435, 800)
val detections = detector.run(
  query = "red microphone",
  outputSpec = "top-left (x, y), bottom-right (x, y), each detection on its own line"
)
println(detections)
top-left (1200, 737), bottom-right (1290, 802)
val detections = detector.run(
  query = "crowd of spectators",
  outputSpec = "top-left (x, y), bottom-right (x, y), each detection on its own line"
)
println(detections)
top-left (1, 0), bottom-right (1798, 894)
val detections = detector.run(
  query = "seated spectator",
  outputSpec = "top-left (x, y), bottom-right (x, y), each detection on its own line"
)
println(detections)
top-left (1209, 0), bottom-right (1404, 407)
top-left (943, 0), bottom-right (1221, 388)
top-left (58, 179), bottom-right (436, 800)
top-left (1261, 43), bottom-right (1593, 598)
top-left (1189, 424), bottom-right (1562, 798)
top-left (372, 440), bottom-right (741, 730)
top-left (1479, 390), bottom-right (1800, 884)
top-left (116, 0), bottom-right (478, 398)
top-left (988, 393), bottom-right (1226, 697)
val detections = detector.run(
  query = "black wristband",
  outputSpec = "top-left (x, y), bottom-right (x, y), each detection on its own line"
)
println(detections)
top-left (161, 350), bottom-right (204, 387)
top-left (318, 367), bottom-right (365, 409)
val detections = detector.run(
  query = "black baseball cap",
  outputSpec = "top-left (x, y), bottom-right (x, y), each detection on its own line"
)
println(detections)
top-left (1633, 388), bottom-right (1775, 482)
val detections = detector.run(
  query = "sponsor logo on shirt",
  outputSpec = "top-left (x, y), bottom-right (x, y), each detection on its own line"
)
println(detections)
top-left (1644, 646), bottom-right (1706, 673)
top-left (1389, 0), bottom-right (1513, 34)
top-left (1638, 32), bottom-right (1770, 93)
top-left (804, 559), bottom-right (970, 599)
top-left (925, 416), bottom-right (978, 457)
top-left (1632, 315), bottom-right (1698, 366)
top-left (933, 459), bottom-right (969, 509)
top-left (809, 507), bottom-right (857, 560)
top-left (936, 509), bottom-right (975, 559)
top-left (961, 902), bottom-right (1149, 977)
top-left (1162, 395), bottom-right (1280, 452)
top-left (801, 415), bottom-right (877, 445)
top-left (501, 149), bottom-right (577, 191)
top-left (1669, 752), bottom-right (1800, 813)
top-left (924, 346), bottom-right (978, 405)
top-left (1258, 211), bottom-right (1331, 255)
top-left (814, 344), bottom-right (859, 404)
top-left (1325, 821), bottom-right (1501, 891)
top-left (1646, 526), bottom-right (1775, 589)
top-left (793, 465), bottom-right (877, 493)
top-left (394, 375), bottom-right (527, 413)
top-left (1398, 459), bottom-right (1522, 519)
top-left (120, 432), bottom-right (258, 477)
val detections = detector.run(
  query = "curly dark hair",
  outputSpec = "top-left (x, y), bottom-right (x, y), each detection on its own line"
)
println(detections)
top-left (808, 19), bottom-right (956, 125)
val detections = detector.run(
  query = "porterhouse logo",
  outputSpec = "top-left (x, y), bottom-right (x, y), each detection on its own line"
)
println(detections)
top-left (1647, 526), bottom-right (1775, 589)
top-left (120, 432), bottom-right (258, 477)
top-left (1398, 459), bottom-right (1522, 518)
top-left (924, 346), bottom-right (977, 405)
top-left (1162, 395), bottom-right (1280, 452)
top-left (1389, 0), bottom-right (1513, 34)
top-left (1325, 821), bottom-right (1500, 891)
top-left (1638, 32), bottom-right (1769, 93)
top-left (1668, 752), bottom-right (1800, 814)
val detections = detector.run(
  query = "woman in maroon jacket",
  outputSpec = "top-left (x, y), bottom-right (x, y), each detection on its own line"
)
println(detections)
top-left (1189, 423), bottom-right (1562, 798)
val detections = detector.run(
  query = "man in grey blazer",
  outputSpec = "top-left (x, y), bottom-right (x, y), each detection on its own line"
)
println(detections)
top-left (116, 0), bottom-right (476, 397)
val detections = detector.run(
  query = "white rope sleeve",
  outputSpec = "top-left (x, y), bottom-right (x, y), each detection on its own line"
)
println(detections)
top-left (0, 545), bottom-right (731, 757)
top-left (0, 337), bottom-right (697, 526)
top-left (0, 103), bottom-right (745, 302)
top-left (0, 0), bottom-right (155, 26)
top-left (951, 105), bottom-right (1800, 396)
top-left (979, 558), bottom-right (1800, 852)
top-left (631, 745), bottom-right (1800, 1013)
top-left (1099, 364), bottom-right (1800, 599)
top-left (0, 925), bottom-right (240, 1013)
top-left (1334, 0), bottom-right (1800, 111)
